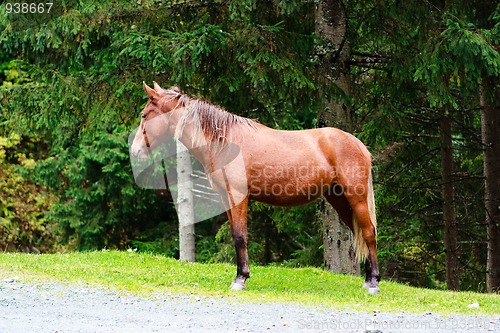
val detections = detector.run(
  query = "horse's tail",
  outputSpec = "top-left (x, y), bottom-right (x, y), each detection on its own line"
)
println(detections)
top-left (352, 169), bottom-right (377, 262)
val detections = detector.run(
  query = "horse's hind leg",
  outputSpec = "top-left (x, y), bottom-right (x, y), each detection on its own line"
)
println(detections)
top-left (324, 190), bottom-right (379, 293)
top-left (349, 199), bottom-right (380, 294)
top-left (226, 198), bottom-right (250, 290)
top-left (324, 186), bottom-right (354, 231)
top-left (327, 181), bottom-right (380, 294)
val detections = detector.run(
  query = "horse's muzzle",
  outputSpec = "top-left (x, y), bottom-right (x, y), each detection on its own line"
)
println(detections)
top-left (131, 147), bottom-right (147, 160)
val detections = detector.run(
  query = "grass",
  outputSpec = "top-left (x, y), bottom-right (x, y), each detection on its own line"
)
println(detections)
top-left (0, 250), bottom-right (498, 316)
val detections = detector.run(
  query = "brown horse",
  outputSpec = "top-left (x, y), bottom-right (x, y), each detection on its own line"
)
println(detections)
top-left (131, 82), bottom-right (380, 294)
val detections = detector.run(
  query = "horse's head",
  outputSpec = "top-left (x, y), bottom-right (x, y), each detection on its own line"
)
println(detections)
top-left (131, 82), bottom-right (182, 159)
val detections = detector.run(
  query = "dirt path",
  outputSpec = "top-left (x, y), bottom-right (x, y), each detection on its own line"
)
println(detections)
top-left (0, 278), bottom-right (498, 332)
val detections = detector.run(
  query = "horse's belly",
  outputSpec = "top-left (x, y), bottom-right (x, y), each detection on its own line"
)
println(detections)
top-left (249, 192), bottom-right (321, 206)
top-left (248, 180), bottom-right (330, 206)
top-left (247, 159), bottom-right (335, 206)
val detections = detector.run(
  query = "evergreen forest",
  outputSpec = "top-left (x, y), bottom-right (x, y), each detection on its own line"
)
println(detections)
top-left (1, 0), bottom-right (499, 293)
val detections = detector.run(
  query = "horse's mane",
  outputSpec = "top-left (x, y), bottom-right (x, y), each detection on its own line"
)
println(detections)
top-left (165, 87), bottom-right (258, 148)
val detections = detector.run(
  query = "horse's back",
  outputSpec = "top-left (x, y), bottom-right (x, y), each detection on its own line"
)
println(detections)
top-left (241, 125), bottom-right (371, 171)
top-left (266, 126), bottom-right (371, 168)
top-left (239, 125), bottom-right (371, 206)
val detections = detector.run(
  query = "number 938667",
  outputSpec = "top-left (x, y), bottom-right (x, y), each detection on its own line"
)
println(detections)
top-left (5, 2), bottom-right (53, 14)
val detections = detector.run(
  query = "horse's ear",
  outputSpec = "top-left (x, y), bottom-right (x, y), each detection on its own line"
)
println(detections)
top-left (153, 81), bottom-right (166, 93)
top-left (143, 81), bottom-right (160, 101)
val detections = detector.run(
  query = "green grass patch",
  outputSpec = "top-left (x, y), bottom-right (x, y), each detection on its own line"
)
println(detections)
top-left (0, 251), bottom-right (498, 315)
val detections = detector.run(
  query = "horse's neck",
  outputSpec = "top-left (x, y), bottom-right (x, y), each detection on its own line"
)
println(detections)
top-left (168, 107), bottom-right (255, 172)
top-left (172, 115), bottom-right (214, 168)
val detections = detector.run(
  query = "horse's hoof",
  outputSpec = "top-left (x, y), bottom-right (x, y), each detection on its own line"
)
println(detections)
top-left (363, 282), bottom-right (380, 294)
top-left (230, 281), bottom-right (246, 291)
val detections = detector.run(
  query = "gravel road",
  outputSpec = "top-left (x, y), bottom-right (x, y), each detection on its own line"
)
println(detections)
top-left (1, 278), bottom-right (498, 333)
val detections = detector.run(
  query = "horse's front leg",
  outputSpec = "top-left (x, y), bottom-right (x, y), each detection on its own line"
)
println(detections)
top-left (227, 198), bottom-right (250, 290)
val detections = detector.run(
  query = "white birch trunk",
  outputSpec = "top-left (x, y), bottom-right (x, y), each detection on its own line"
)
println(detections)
top-left (176, 140), bottom-right (195, 262)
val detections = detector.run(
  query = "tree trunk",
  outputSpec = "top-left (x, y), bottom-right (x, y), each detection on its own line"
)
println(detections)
top-left (480, 79), bottom-right (500, 293)
top-left (315, 0), bottom-right (359, 275)
top-left (439, 110), bottom-right (460, 290)
top-left (176, 140), bottom-right (195, 262)
top-left (315, 0), bottom-right (351, 129)
top-left (322, 201), bottom-right (360, 273)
